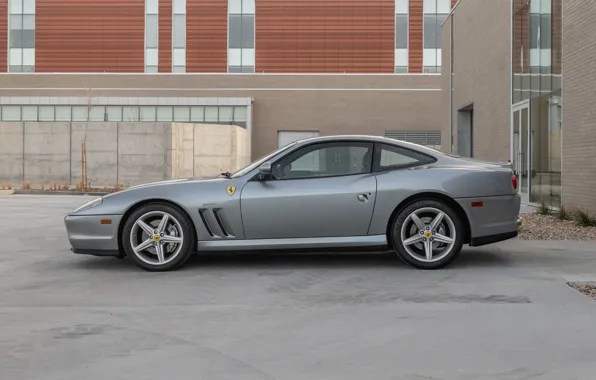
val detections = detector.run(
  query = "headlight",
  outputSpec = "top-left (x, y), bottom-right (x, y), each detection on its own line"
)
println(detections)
top-left (72, 197), bottom-right (103, 213)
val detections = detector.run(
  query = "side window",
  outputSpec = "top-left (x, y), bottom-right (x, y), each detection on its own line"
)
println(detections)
top-left (374, 143), bottom-right (436, 172)
top-left (272, 142), bottom-right (374, 180)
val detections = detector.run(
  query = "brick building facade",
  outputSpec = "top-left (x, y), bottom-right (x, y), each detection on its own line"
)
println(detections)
top-left (0, 0), bottom-right (455, 160)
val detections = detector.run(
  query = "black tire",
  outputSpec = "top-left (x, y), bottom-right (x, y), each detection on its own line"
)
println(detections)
top-left (122, 202), bottom-right (195, 272)
top-left (390, 199), bottom-right (464, 270)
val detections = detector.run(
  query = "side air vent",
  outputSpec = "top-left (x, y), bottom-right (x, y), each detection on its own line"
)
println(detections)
top-left (213, 209), bottom-right (234, 237)
top-left (198, 209), bottom-right (217, 237)
top-left (198, 208), bottom-right (235, 238)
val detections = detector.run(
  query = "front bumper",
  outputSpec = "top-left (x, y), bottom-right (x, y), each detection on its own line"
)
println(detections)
top-left (64, 214), bottom-right (123, 257)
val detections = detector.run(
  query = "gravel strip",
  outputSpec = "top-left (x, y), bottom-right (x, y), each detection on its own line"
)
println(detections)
top-left (568, 282), bottom-right (596, 301)
top-left (517, 213), bottom-right (596, 240)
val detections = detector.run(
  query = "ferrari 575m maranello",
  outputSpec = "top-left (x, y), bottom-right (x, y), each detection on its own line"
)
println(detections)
top-left (64, 135), bottom-right (521, 271)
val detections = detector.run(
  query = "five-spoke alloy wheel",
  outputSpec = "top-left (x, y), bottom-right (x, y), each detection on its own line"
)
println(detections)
top-left (122, 203), bottom-right (195, 271)
top-left (391, 200), bottom-right (464, 269)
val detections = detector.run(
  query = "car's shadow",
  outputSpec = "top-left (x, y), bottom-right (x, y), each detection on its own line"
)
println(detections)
top-left (67, 247), bottom-right (511, 272)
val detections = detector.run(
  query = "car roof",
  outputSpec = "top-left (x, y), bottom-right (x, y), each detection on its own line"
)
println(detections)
top-left (292, 134), bottom-right (444, 156)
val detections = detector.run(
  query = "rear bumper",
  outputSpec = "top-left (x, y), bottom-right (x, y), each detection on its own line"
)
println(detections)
top-left (64, 214), bottom-right (122, 257)
top-left (470, 230), bottom-right (518, 247)
top-left (457, 193), bottom-right (521, 245)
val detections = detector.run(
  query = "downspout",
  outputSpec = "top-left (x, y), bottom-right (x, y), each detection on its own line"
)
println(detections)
top-left (509, 0), bottom-right (514, 166)
top-left (449, 13), bottom-right (454, 153)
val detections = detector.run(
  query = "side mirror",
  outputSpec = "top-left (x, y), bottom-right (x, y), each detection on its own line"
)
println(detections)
top-left (258, 162), bottom-right (272, 179)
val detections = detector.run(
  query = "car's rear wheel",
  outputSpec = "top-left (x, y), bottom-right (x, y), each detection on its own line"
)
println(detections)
top-left (122, 203), bottom-right (194, 272)
top-left (391, 200), bottom-right (464, 269)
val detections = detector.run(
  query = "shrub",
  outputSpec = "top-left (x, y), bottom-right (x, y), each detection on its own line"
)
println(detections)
top-left (536, 200), bottom-right (551, 215)
top-left (555, 205), bottom-right (570, 220)
top-left (573, 209), bottom-right (596, 227)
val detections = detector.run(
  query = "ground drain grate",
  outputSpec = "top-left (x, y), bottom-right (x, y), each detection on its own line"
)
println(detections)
top-left (567, 282), bottom-right (596, 300)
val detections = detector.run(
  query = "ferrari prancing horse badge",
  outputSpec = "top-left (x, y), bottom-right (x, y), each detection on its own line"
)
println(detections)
top-left (226, 186), bottom-right (236, 196)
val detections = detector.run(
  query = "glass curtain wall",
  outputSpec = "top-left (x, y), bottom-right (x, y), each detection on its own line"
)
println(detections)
top-left (512, 0), bottom-right (562, 207)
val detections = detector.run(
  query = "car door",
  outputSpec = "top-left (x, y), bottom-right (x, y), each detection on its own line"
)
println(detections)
top-left (240, 141), bottom-right (378, 240)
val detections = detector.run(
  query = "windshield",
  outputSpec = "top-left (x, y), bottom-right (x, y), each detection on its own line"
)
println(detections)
top-left (230, 141), bottom-right (297, 178)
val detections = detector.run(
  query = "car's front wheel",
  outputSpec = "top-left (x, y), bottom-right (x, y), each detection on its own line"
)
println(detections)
top-left (122, 203), bottom-right (195, 271)
top-left (391, 200), bottom-right (464, 269)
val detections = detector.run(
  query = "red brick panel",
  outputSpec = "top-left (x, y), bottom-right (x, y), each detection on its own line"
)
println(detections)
top-left (512, 2), bottom-right (522, 74)
top-left (450, 0), bottom-right (456, 66)
top-left (255, 0), bottom-right (395, 73)
top-left (0, 1), bottom-right (7, 72)
top-left (35, 0), bottom-right (145, 72)
top-left (186, 0), bottom-right (227, 72)
top-left (408, 0), bottom-right (423, 73)
top-left (159, 0), bottom-right (172, 72)
top-left (512, 0), bottom-right (530, 74)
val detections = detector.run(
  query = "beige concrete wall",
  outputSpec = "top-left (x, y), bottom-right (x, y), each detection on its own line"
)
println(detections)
top-left (116, 122), bottom-right (172, 186)
top-left (0, 123), bottom-right (25, 184)
top-left (171, 123), bottom-right (251, 178)
top-left (169, 123), bottom-right (195, 180)
top-left (0, 122), bottom-right (249, 188)
top-left (71, 122), bottom-right (119, 186)
top-left (0, 73), bottom-right (442, 159)
top-left (441, 0), bottom-right (511, 162)
top-left (561, 0), bottom-right (596, 213)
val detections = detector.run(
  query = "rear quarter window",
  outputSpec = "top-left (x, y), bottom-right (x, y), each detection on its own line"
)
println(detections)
top-left (373, 143), bottom-right (437, 172)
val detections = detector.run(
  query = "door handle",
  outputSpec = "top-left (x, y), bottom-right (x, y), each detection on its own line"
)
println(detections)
top-left (357, 194), bottom-right (369, 202)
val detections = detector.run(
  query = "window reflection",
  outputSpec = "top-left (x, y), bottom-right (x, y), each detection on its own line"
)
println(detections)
top-left (512, 0), bottom-right (562, 207)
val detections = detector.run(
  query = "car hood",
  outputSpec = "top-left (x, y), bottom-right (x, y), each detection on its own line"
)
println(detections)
top-left (110, 176), bottom-right (229, 194)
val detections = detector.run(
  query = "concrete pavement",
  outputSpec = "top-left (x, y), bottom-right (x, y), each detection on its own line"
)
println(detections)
top-left (1, 195), bottom-right (596, 380)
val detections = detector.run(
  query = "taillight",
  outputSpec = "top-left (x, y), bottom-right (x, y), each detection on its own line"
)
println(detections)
top-left (511, 175), bottom-right (518, 190)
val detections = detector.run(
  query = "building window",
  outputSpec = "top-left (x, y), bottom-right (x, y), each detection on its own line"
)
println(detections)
top-left (106, 106), bottom-right (123, 122)
top-left (22, 105), bottom-right (38, 121)
top-left (72, 106), bottom-right (89, 121)
top-left (228, 0), bottom-right (255, 73)
top-left (55, 106), bottom-right (71, 121)
top-left (1, 106), bottom-right (21, 121)
top-left (9, 0), bottom-right (35, 72)
top-left (0, 105), bottom-right (249, 128)
top-left (172, 0), bottom-right (186, 73)
top-left (423, 0), bottom-right (450, 74)
top-left (395, 0), bottom-right (408, 73)
top-left (140, 106), bottom-right (157, 121)
top-left (529, 0), bottom-right (552, 72)
top-left (89, 106), bottom-right (107, 121)
top-left (38, 106), bottom-right (55, 121)
top-left (145, 0), bottom-right (159, 73)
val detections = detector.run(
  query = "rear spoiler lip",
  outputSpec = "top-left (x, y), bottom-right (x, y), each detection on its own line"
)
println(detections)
top-left (434, 162), bottom-right (515, 171)
top-left (442, 155), bottom-right (514, 170)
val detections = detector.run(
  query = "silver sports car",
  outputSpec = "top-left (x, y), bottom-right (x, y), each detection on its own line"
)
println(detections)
top-left (64, 135), bottom-right (521, 271)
